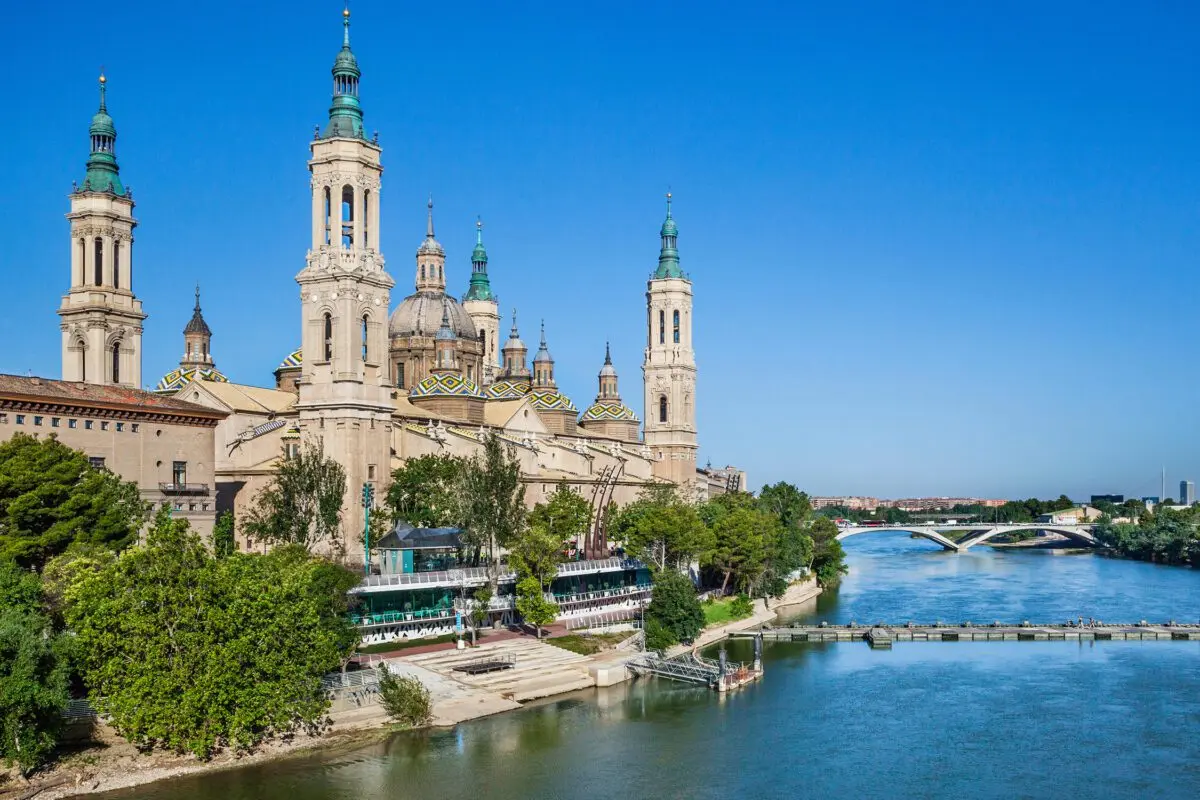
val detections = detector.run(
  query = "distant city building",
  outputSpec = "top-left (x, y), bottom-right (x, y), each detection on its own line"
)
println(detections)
top-left (1180, 480), bottom-right (1195, 506)
top-left (811, 496), bottom-right (1006, 512)
top-left (1091, 494), bottom-right (1124, 505)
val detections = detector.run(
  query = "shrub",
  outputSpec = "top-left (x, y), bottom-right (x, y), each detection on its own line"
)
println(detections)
top-left (730, 594), bottom-right (754, 619)
top-left (377, 668), bottom-right (432, 728)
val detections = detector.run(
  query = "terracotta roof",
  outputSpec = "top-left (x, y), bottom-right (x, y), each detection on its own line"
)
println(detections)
top-left (0, 374), bottom-right (226, 420)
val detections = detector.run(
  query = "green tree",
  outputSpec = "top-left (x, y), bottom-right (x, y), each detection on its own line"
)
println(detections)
top-left (211, 511), bottom-right (235, 558)
top-left (0, 562), bottom-right (71, 776)
top-left (704, 507), bottom-right (768, 594)
top-left (756, 482), bottom-right (812, 529)
top-left (515, 576), bottom-right (557, 639)
top-left (457, 433), bottom-right (526, 586)
top-left (612, 488), bottom-right (711, 573)
top-left (39, 544), bottom-right (116, 628)
top-left (466, 585), bottom-right (493, 646)
top-left (528, 482), bottom-right (592, 548)
top-left (66, 508), bottom-right (359, 758)
top-left (509, 524), bottom-right (566, 590)
top-left (808, 516), bottom-right (848, 586)
top-left (376, 668), bottom-right (432, 728)
top-left (241, 440), bottom-right (347, 555)
top-left (385, 454), bottom-right (466, 528)
top-left (643, 570), bottom-right (704, 651)
top-left (0, 433), bottom-right (146, 570)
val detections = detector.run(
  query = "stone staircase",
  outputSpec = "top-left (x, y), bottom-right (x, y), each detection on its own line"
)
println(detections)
top-left (403, 640), bottom-right (595, 702)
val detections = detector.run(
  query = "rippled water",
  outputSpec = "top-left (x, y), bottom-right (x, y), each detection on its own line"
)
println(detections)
top-left (105, 534), bottom-right (1200, 800)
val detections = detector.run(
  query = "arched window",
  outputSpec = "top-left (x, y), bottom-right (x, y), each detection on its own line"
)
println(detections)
top-left (111, 342), bottom-right (121, 384)
top-left (78, 238), bottom-right (85, 284)
top-left (479, 329), bottom-right (486, 353)
top-left (94, 237), bottom-right (103, 285)
top-left (363, 189), bottom-right (371, 247)
top-left (341, 185), bottom-right (354, 248)
top-left (323, 187), bottom-right (332, 245)
top-left (361, 314), bottom-right (369, 361)
top-left (673, 309), bottom-right (680, 343)
top-left (396, 362), bottom-right (405, 388)
top-left (659, 395), bottom-right (668, 423)
top-left (79, 346), bottom-right (86, 382)
top-left (323, 313), bottom-right (333, 361)
top-left (113, 241), bottom-right (121, 289)
top-left (658, 310), bottom-right (665, 344)
top-left (421, 264), bottom-right (426, 280)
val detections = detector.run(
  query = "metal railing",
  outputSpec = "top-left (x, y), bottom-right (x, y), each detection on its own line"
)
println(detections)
top-left (158, 482), bottom-right (210, 495)
top-left (353, 558), bottom-right (645, 592)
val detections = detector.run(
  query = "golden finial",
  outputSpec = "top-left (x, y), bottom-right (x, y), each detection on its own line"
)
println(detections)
top-left (98, 73), bottom-right (107, 85)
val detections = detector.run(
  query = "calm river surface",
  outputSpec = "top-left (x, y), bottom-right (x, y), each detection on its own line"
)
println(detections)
top-left (107, 534), bottom-right (1200, 800)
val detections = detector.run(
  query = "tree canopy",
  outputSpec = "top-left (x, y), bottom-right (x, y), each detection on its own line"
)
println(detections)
top-left (611, 486), bottom-right (711, 573)
top-left (241, 440), bottom-right (347, 555)
top-left (643, 569), bottom-right (705, 651)
top-left (385, 453), bottom-right (466, 528)
top-left (0, 433), bottom-right (145, 570)
top-left (457, 433), bottom-right (526, 584)
top-left (528, 482), bottom-right (592, 547)
top-left (66, 509), bottom-right (359, 758)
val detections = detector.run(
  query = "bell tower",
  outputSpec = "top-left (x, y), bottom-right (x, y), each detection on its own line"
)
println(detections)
top-left (642, 193), bottom-right (698, 486)
top-left (295, 7), bottom-right (394, 562)
top-left (58, 73), bottom-right (145, 388)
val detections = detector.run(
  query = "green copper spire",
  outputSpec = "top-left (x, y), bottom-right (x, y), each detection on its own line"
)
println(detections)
top-left (654, 191), bottom-right (683, 279)
top-left (79, 73), bottom-right (125, 196)
top-left (464, 217), bottom-right (496, 302)
top-left (322, 6), bottom-right (366, 140)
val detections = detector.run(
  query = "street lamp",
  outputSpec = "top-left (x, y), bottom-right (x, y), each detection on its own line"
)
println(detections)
top-left (361, 482), bottom-right (374, 576)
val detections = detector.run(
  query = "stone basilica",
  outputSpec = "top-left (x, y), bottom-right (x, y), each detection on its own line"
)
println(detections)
top-left (25, 9), bottom-right (743, 559)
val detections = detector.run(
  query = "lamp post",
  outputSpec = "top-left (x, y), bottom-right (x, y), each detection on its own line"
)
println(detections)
top-left (362, 482), bottom-right (374, 576)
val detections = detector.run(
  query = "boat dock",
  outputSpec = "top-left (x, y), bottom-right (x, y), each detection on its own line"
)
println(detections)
top-left (732, 622), bottom-right (1200, 644)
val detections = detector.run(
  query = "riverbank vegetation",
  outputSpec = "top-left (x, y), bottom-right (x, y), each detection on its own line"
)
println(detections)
top-left (1095, 506), bottom-right (1200, 566)
top-left (376, 669), bottom-right (432, 728)
top-left (702, 595), bottom-right (754, 626)
top-left (0, 435), bottom-right (365, 777)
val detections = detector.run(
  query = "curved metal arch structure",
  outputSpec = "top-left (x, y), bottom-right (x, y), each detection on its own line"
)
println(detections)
top-left (958, 525), bottom-right (1096, 550)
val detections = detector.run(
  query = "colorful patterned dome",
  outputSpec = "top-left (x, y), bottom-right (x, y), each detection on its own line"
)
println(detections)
top-left (277, 348), bottom-right (302, 370)
top-left (486, 379), bottom-right (530, 400)
top-left (155, 366), bottom-right (229, 394)
top-left (528, 388), bottom-right (577, 412)
top-left (582, 401), bottom-right (639, 422)
top-left (409, 373), bottom-right (484, 399)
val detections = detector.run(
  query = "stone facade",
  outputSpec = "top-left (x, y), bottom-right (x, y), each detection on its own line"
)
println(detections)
top-left (0, 375), bottom-right (226, 537)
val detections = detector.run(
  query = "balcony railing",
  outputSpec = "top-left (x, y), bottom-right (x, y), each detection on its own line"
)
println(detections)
top-left (159, 483), bottom-right (210, 496)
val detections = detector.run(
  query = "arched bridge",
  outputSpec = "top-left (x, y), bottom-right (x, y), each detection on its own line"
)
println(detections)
top-left (835, 523), bottom-right (1098, 552)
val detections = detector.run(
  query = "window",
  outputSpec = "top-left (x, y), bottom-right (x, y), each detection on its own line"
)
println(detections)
top-left (172, 461), bottom-right (187, 486)
top-left (15, 415), bottom-right (23, 425)
top-left (68, 419), bottom-right (77, 428)
top-left (33, 416), bottom-right (43, 426)
top-left (131, 423), bottom-right (139, 433)
top-left (174, 502), bottom-right (182, 511)
top-left (363, 189), bottom-right (371, 247)
top-left (396, 361), bottom-right (405, 388)
top-left (323, 313), bottom-right (333, 361)
top-left (361, 314), bottom-right (369, 361)
top-left (673, 310), bottom-right (680, 344)
top-left (323, 186), bottom-right (332, 245)
top-left (659, 395), bottom-right (668, 423)
top-left (100, 421), bottom-right (109, 431)
top-left (84, 420), bottom-right (93, 430)
top-left (51, 417), bottom-right (60, 428)
top-left (0, 413), bottom-right (6, 423)
top-left (78, 238), bottom-right (85, 283)
top-left (94, 237), bottom-right (103, 285)
top-left (341, 185), bottom-right (354, 248)
top-left (111, 342), bottom-right (120, 383)
top-left (202, 503), bottom-right (210, 512)
top-left (659, 310), bottom-right (665, 344)
top-left (284, 442), bottom-right (299, 459)
top-left (115, 422), bottom-right (124, 432)
top-left (80, 347), bottom-right (86, 382)
top-left (466, 365), bottom-right (473, 382)
top-left (367, 464), bottom-right (377, 481)
top-left (188, 503), bottom-right (196, 512)
top-left (88, 456), bottom-right (105, 469)
top-left (113, 241), bottom-right (121, 289)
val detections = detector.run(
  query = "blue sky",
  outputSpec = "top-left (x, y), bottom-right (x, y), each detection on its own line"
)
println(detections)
top-left (4, 1), bottom-right (1199, 500)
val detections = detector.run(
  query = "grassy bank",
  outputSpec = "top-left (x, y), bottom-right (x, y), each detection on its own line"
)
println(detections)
top-left (545, 632), bottom-right (630, 655)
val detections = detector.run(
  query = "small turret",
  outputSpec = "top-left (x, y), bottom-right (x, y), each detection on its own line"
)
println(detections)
top-left (499, 309), bottom-right (530, 380)
top-left (654, 192), bottom-right (683, 279)
top-left (414, 196), bottom-right (447, 292)
top-left (532, 320), bottom-right (555, 388)
top-left (181, 285), bottom-right (214, 369)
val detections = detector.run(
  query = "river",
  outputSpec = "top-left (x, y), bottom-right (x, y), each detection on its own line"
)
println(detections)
top-left (104, 534), bottom-right (1200, 800)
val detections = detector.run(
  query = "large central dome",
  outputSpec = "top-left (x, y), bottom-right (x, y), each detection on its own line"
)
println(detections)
top-left (389, 292), bottom-right (478, 339)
